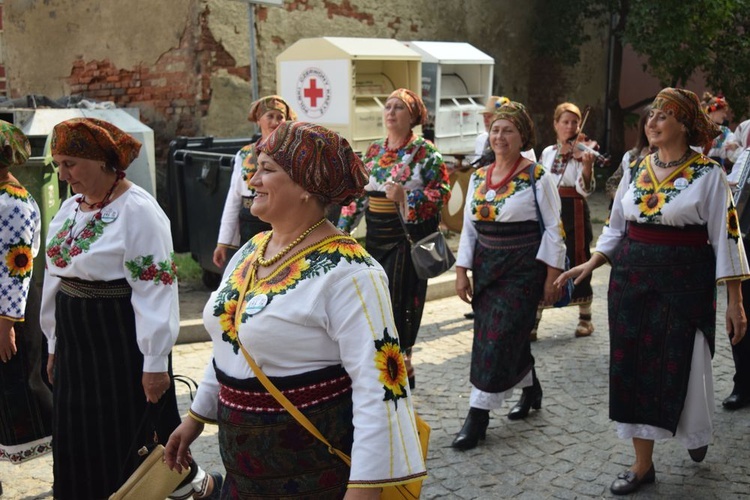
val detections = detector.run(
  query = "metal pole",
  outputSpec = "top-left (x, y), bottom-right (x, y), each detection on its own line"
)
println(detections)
top-left (248, 3), bottom-right (259, 104)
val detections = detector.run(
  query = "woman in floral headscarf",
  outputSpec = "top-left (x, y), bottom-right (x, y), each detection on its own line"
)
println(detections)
top-left (557, 88), bottom-right (749, 495)
top-left (337, 88), bottom-right (450, 389)
top-left (41, 118), bottom-right (220, 499)
top-left (167, 122), bottom-right (426, 499)
top-left (0, 121), bottom-right (49, 496)
top-left (701, 92), bottom-right (740, 171)
top-left (451, 101), bottom-right (566, 450)
top-left (213, 95), bottom-right (297, 269)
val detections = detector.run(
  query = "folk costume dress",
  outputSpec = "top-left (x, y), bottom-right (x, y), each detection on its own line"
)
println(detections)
top-left (540, 144), bottom-right (596, 305)
top-left (598, 153), bottom-right (749, 448)
top-left (456, 163), bottom-right (566, 408)
top-left (216, 143), bottom-right (270, 251)
top-left (0, 182), bottom-right (51, 464)
top-left (703, 124), bottom-right (739, 171)
top-left (40, 184), bottom-right (182, 499)
top-left (189, 233), bottom-right (427, 498)
top-left (337, 136), bottom-right (450, 356)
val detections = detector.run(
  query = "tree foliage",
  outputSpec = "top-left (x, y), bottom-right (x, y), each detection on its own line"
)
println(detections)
top-left (535, 0), bottom-right (750, 121)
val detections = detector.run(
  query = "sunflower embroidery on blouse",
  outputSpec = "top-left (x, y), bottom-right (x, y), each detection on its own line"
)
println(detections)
top-left (238, 144), bottom-right (258, 191)
top-left (5, 242), bottom-right (33, 279)
top-left (630, 156), bottom-right (710, 223)
top-left (0, 183), bottom-right (30, 200)
top-left (214, 235), bottom-right (374, 353)
top-left (373, 327), bottom-right (408, 409)
top-left (727, 203), bottom-right (741, 242)
top-left (125, 253), bottom-right (178, 285)
top-left (470, 167), bottom-right (534, 221)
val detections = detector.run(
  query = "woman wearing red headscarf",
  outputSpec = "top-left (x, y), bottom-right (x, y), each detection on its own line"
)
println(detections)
top-left (557, 88), bottom-right (749, 495)
top-left (167, 122), bottom-right (426, 499)
top-left (338, 88), bottom-right (450, 388)
top-left (41, 118), bottom-right (219, 499)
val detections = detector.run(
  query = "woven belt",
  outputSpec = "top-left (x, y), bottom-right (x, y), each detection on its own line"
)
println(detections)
top-left (628, 222), bottom-right (709, 246)
top-left (219, 373), bottom-right (352, 413)
top-left (59, 278), bottom-right (132, 299)
top-left (368, 196), bottom-right (398, 214)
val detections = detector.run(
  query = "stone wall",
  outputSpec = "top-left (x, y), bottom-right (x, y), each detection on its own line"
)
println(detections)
top-left (3, 0), bottom-right (609, 195)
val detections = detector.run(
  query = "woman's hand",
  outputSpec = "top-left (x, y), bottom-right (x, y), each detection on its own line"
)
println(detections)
top-left (343, 488), bottom-right (382, 499)
top-left (726, 280), bottom-right (747, 346)
top-left (555, 253), bottom-right (607, 288)
top-left (47, 353), bottom-right (55, 384)
top-left (164, 417), bottom-right (204, 473)
top-left (0, 319), bottom-right (17, 363)
top-left (143, 371), bottom-right (171, 403)
top-left (384, 180), bottom-right (406, 204)
top-left (213, 246), bottom-right (228, 268)
top-left (455, 267), bottom-right (473, 304)
top-left (542, 267), bottom-right (563, 306)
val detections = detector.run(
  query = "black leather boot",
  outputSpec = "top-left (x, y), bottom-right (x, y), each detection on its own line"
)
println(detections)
top-left (451, 407), bottom-right (490, 450)
top-left (508, 370), bottom-right (542, 420)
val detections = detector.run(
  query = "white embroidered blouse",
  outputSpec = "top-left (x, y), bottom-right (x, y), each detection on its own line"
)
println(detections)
top-left (540, 144), bottom-right (596, 196)
top-left (40, 184), bottom-right (179, 372)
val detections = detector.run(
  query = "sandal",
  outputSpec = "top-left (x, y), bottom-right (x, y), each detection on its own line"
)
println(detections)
top-left (575, 314), bottom-right (595, 337)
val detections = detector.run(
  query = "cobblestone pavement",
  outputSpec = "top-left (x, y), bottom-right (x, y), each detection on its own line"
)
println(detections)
top-left (3, 193), bottom-right (750, 499)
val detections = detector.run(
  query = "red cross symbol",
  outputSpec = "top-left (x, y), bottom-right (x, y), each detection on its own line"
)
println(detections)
top-left (304, 78), bottom-right (324, 107)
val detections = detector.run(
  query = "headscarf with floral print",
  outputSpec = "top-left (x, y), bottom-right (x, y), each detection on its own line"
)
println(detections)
top-left (51, 117), bottom-right (142, 171)
top-left (0, 120), bottom-right (31, 168)
top-left (257, 121), bottom-right (367, 206)
top-left (489, 101), bottom-right (537, 151)
top-left (702, 92), bottom-right (729, 114)
top-left (651, 87), bottom-right (720, 148)
top-left (388, 88), bottom-right (428, 128)
top-left (247, 95), bottom-right (297, 123)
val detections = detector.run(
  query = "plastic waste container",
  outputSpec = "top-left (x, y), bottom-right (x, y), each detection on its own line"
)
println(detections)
top-left (403, 41), bottom-right (493, 155)
top-left (277, 37), bottom-right (422, 153)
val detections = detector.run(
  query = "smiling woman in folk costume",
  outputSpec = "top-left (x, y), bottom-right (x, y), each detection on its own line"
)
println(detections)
top-left (337, 88), bottom-right (450, 389)
top-left (166, 122), bottom-right (426, 499)
top-left (0, 121), bottom-right (50, 497)
top-left (700, 92), bottom-right (740, 171)
top-left (557, 88), bottom-right (749, 495)
top-left (41, 118), bottom-right (220, 499)
top-left (213, 95), bottom-right (297, 269)
top-left (451, 101), bottom-right (566, 451)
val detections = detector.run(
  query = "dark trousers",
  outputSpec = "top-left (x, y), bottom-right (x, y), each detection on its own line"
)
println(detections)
top-left (732, 276), bottom-right (750, 396)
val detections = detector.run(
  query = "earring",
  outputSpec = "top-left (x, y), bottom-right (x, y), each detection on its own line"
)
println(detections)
top-left (304, 194), bottom-right (310, 203)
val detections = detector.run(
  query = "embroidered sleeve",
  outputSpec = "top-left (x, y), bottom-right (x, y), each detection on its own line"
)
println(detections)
top-left (536, 168), bottom-right (567, 269)
top-left (216, 151), bottom-right (246, 248)
top-left (123, 198), bottom-right (179, 372)
top-left (0, 192), bottom-right (39, 320)
top-left (405, 142), bottom-right (450, 223)
top-left (324, 268), bottom-right (426, 486)
top-left (456, 172), bottom-right (480, 269)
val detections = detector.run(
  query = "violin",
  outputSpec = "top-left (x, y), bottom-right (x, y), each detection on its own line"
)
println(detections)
top-left (563, 106), bottom-right (610, 167)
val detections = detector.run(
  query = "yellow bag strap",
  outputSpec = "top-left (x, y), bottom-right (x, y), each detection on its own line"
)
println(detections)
top-left (233, 255), bottom-right (352, 467)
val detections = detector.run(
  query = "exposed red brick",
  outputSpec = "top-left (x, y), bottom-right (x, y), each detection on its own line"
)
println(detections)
top-left (322, 0), bottom-right (374, 25)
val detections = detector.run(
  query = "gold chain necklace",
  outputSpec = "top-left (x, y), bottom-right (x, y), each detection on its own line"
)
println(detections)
top-left (255, 218), bottom-right (327, 267)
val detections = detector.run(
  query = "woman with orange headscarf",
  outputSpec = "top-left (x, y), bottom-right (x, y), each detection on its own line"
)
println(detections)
top-left (338, 88), bottom-right (450, 388)
top-left (557, 88), bottom-right (749, 495)
top-left (213, 95), bottom-right (297, 269)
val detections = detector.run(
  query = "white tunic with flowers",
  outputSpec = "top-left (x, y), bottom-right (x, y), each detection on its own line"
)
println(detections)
top-left (190, 233), bottom-right (427, 487)
top-left (540, 145), bottom-right (596, 196)
top-left (598, 154), bottom-right (748, 281)
top-left (456, 163), bottom-right (567, 270)
top-left (0, 182), bottom-right (40, 320)
top-left (40, 184), bottom-right (178, 373)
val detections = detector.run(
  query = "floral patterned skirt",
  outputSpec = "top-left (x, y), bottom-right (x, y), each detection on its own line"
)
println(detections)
top-left (470, 221), bottom-right (545, 393)
top-left (608, 235), bottom-right (715, 433)
top-left (216, 365), bottom-right (353, 499)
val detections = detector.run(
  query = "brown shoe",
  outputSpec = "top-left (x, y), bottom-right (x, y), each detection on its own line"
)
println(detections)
top-left (575, 314), bottom-right (594, 337)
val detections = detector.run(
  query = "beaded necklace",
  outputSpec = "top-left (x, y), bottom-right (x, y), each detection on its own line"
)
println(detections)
top-left (255, 217), bottom-right (327, 267)
top-left (384, 133), bottom-right (413, 152)
top-left (652, 149), bottom-right (695, 169)
top-left (65, 171), bottom-right (124, 245)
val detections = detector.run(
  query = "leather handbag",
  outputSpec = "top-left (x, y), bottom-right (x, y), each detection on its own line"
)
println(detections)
top-left (397, 210), bottom-right (455, 280)
top-left (528, 165), bottom-right (574, 307)
top-left (109, 444), bottom-right (185, 500)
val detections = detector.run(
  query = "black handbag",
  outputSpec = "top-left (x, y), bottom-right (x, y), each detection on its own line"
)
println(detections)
top-left (397, 210), bottom-right (456, 280)
top-left (528, 165), bottom-right (574, 307)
